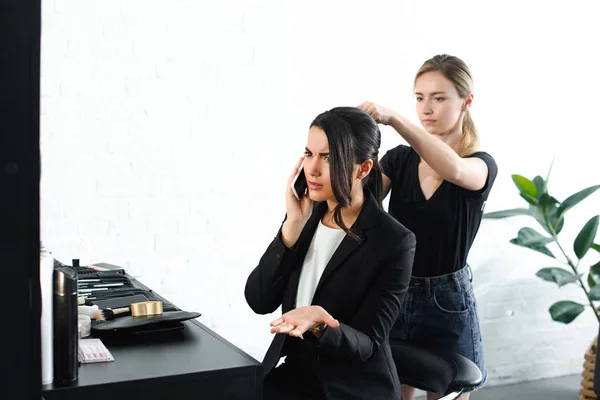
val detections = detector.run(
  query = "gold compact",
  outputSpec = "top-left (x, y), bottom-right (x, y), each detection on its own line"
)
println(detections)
top-left (130, 301), bottom-right (163, 317)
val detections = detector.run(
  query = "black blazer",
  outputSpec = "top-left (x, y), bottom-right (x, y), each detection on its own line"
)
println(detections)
top-left (245, 190), bottom-right (416, 400)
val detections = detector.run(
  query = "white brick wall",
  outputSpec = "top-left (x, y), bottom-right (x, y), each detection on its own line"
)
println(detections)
top-left (40, 0), bottom-right (600, 389)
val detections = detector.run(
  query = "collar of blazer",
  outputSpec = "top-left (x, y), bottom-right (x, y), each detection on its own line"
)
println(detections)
top-left (309, 187), bottom-right (380, 234)
top-left (293, 188), bottom-right (382, 301)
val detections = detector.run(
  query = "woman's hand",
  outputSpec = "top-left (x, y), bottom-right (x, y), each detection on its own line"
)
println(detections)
top-left (281, 157), bottom-right (313, 248)
top-left (357, 101), bottom-right (397, 125)
top-left (269, 306), bottom-right (340, 337)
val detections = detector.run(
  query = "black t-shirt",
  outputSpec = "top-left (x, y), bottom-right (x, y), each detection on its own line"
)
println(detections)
top-left (380, 145), bottom-right (498, 277)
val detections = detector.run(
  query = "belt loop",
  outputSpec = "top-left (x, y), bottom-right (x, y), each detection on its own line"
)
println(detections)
top-left (425, 278), bottom-right (431, 297)
top-left (467, 264), bottom-right (473, 282)
top-left (453, 275), bottom-right (461, 292)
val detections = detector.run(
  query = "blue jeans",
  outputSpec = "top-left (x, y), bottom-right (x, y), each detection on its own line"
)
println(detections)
top-left (390, 265), bottom-right (487, 392)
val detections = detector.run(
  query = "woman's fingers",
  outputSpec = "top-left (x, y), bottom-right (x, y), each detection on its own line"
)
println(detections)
top-left (290, 321), bottom-right (315, 337)
top-left (271, 306), bottom-right (339, 336)
top-left (270, 323), bottom-right (295, 334)
top-left (323, 313), bottom-right (340, 329)
top-left (357, 101), bottom-right (371, 111)
top-left (287, 156), bottom-right (305, 186)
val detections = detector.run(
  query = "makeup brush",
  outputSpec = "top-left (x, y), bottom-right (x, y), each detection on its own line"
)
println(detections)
top-left (93, 300), bottom-right (164, 321)
top-left (93, 307), bottom-right (131, 321)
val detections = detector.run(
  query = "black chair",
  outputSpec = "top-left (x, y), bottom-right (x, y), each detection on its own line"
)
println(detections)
top-left (391, 340), bottom-right (483, 400)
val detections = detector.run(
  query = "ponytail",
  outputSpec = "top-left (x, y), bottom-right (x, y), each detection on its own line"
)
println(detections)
top-left (365, 154), bottom-right (383, 208)
top-left (459, 109), bottom-right (480, 157)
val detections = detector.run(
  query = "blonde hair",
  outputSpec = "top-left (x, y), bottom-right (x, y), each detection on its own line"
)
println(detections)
top-left (415, 54), bottom-right (479, 157)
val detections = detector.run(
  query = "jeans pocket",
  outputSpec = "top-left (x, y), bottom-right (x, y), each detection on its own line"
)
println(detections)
top-left (433, 289), bottom-right (469, 315)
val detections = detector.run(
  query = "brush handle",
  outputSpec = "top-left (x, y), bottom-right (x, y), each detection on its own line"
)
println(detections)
top-left (104, 307), bottom-right (131, 320)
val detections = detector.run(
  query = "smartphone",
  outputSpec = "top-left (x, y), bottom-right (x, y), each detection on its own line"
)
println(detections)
top-left (291, 164), bottom-right (308, 200)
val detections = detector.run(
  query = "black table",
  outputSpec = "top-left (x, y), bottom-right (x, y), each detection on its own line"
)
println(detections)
top-left (42, 276), bottom-right (263, 400)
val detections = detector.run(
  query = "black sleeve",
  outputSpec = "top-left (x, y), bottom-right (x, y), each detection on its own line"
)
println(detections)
top-left (313, 231), bottom-right (416, 362)
top-left (379, 145), bottom-right (409, 182)
top-left (244, 222), bottom-right (300, 315)
top-left (466, 151), bottom-right (498, 197)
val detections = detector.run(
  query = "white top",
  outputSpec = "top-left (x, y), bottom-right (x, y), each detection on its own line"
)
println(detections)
top-left (295, 220), bottom-right (347, 308)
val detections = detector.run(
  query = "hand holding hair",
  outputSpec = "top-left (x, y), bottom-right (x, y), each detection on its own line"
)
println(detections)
top-left (357, 101), bottom-right (397, 126)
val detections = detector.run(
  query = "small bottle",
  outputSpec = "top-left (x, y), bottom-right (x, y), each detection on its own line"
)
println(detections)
top-left (40, 242), bottom-right (54, 385)
top-left (53, 262), bottom-right (79, 386)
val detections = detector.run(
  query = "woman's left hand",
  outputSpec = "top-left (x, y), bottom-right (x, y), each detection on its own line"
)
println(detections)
top-left (270, 306), bottom-right (340, 337)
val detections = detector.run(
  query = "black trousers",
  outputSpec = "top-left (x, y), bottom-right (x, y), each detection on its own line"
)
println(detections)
top-left (263, 360), bottom-right (326, 400)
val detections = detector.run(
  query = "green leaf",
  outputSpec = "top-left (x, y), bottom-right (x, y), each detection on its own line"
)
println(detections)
top-left (483, 208), bottom-right (532, 219)
top-left (589, 283), bottom-right (600, 300)
top-left (512, 175), bottom-right (538, 205)
top-left (531, 194), bottom-right (564, 235)
top-left (510, 227), bottom-right (555, 258)
top-left (533, 176), bottom-right (545, 199)
top-left (574, 216), bottom-right (600, 259)
top-left (556, 185), bottom-right (600, 221)
top-left (592, 243), bottom-right (600, 253)
top-left (520, 192), bottom-right (538, 206)
top-left (509, 240), bottom-right (555, 258)
top-left (536, 267), bottom-right (578, 287)
top-left (512, 227), bottom-right (555, 246)
top-left (587, 261), bottom-right (600, 288)
top-left (549, 301), bottom-right (585, 324)
top-left (547, 202), bottom-right (565, 235)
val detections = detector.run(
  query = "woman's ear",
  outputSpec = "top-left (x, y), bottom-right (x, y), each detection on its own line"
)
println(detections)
top-left (357, 159), bottom-right (374, 180)
top-left (463, 93), bottom-right (474, 111)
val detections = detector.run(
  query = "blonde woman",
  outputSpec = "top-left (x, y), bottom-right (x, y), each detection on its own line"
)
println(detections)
top-left (359, 54), bottom-right (497, 400)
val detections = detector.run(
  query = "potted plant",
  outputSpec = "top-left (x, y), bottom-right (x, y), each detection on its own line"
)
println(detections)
top-left (483, 161), bottom-right (600, 398)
